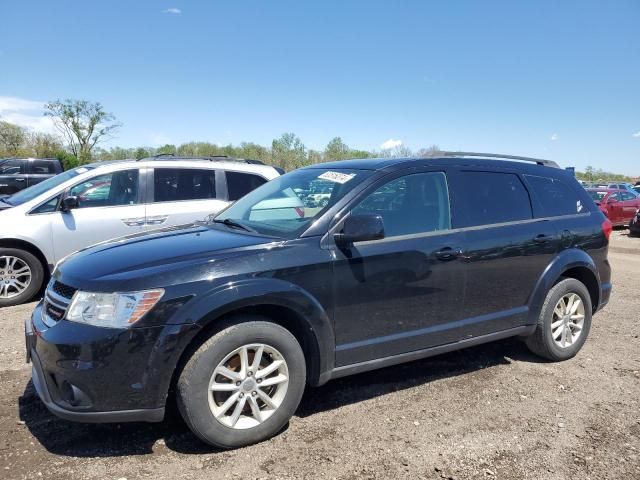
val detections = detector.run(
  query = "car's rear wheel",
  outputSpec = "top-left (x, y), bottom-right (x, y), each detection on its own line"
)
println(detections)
top-left (525, 278), bottom-right (592, 361)
top-left (176, 317), bottom-right (306, 448)
top-left (0, 248), bottom-right (44, 307)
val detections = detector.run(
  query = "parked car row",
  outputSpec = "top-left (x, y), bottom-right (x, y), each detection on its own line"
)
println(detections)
top-left (0, 156), bottom-right (282, 306)
top-left (586, 188), bottom-right (640, 226)
top-left (23, 152), bottom-right (612, 448)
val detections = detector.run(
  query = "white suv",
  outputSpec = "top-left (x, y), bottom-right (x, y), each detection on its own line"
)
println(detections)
top-left (0, 156), bottom-right (281, 306)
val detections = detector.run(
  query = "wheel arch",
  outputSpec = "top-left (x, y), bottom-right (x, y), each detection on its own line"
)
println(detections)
top-left (529, 248), bottom-right (601, 320)
top-left (0, 238), bottom-right (51, 278)
top-left (172, 279), bottom-right (335, 389)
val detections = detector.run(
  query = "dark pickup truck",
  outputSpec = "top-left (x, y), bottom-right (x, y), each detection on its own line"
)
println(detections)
top-left (0, 158), bottom-right (63, 195)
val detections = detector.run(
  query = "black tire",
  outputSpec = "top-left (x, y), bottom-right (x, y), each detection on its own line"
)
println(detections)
top-left (176, 317), bottom-right (306, 449)
top-left (0, 248), bottom-right (44, 307)
top-left (525, 278), bottom-right (592, 361)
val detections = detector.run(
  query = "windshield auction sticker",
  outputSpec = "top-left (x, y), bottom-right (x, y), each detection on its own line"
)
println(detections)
top-left (317, 171), bottom-right (356, 184)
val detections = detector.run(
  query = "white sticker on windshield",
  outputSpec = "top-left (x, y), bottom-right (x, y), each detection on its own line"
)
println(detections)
top-left (76, 167), bottom-right (89, 173)
top-left (317, 171), bottom-right (356, 184)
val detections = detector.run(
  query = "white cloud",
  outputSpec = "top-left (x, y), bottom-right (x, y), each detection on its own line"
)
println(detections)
top-left (632, 131), bottom-right (640, 138)
top-left (550, 133), bottom-right (558, 141)
top-left (0, 96), bottom-right (56, 133)
top-left (162, 8), bottom-right (181, 14)
top-left (380, 138), bottom-right (403, 150)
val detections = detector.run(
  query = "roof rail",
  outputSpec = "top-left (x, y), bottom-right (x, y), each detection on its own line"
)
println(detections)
top-left (439, 151), bottom-right (559, 168)
top-left (137, 154), bottom-right (265, 165)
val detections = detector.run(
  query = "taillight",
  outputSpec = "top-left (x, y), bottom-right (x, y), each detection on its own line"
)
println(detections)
top-left (601, 218), bottom-right (613, 241)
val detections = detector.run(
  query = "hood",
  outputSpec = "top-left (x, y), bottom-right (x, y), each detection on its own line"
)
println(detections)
top-left (56, 224), bottom-right (278, 291)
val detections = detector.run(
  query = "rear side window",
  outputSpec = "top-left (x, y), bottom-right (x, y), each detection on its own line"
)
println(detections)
top-left (226, 171), bottom-right (267, 201)
top-left (29, 160), bottom-right (59, 174)
top-left (458, 172), bottom-right (532, 227)
top-left (153, 168), bottom-right (217, 203)
top-left (524, 175), bottom-right (583, 217)
top-left (0, 159), bottom-right (22, 175)
top-left (621, 191), bottom-right (637, 201)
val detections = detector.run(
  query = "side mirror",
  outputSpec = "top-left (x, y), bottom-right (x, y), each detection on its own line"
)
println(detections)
top-left (61, 196), bottom-right (79, 212)
top-left (334, 214), bottom-right (385, 245)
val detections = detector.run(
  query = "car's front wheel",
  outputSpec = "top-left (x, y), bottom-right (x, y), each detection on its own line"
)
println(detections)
top-left (176, 317), bottom-right (306, 448)
top-left (0, 248), bottom-right (44, 307)
top-left (525, 278), bottom-right (592, 361)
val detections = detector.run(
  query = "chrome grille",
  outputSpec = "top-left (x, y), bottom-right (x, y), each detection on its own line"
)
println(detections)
top-left (42, 280), bottom-right (73, 328)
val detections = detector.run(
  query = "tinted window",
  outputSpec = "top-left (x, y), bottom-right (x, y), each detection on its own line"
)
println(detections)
top-left (353, 172), bottom-right (450, 238)
top-left (525, 175), bottom-right (583, 217)
top-left (588, 190), bottom-right (608, 202)
top-left (459, 172), bottom-right (532, 227)
top-left (609, 192), bottom-right (622, 201)
top-left (0, 159), bottom-right (22, 175)
top-left (5, 166), bottom-right (93, 206)
top-left (69, 170), bottom-right (139, 208)
top-left (30, 160), bottom-right (58, 174)
top-left (621, 191), bottom-right (637, 201)
top-left (154, 168), bottom-right (217, 203)
top-left (226, 172), bottom-right (267, 201)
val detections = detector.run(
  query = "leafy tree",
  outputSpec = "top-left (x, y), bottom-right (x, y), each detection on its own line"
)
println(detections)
top-left (27, 132), bottom-right (63, 158)
top-left (0, 121), bottom-right (27, 155)
top-left (135, 147), bottom-right (150, 159)
top-left (156, 144), bottom-right (177, 155)
top-left (324, 137), bottom-right (351, 161)
top-left (55, 151), bottom-right (79, 170)
top-left (44, 99), bottom-right (121, 164)
top-left (272, 133), bottom-right (307, 170)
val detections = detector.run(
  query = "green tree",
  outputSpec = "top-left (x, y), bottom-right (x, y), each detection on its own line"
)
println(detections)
top-left (272, 133), bottom-right (307, 170)
top-left (135, 147), bottom-right (150, 159)
top-left (0, 121), bottom-right (27, 155)
top-left (44, 99), bottom-right (121, 164)
top-left (324, 137), bottom-right (350, 161)
top-left (27, 132), bottom-right (63, 158)
top-left (156, 144), bottom-right (177, 155)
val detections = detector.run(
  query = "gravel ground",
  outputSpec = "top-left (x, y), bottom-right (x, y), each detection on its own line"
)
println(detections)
top-left (0, 234), bottom-right (638, 480)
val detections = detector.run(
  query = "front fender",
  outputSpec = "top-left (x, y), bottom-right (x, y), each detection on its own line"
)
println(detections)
top-left (178, 278), bottom-right (335, 386)
top-left (527, 248), bottom-right (599, 323)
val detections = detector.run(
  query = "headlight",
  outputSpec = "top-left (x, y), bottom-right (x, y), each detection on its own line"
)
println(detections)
top-left (67, 289), bottom-right (164, 328)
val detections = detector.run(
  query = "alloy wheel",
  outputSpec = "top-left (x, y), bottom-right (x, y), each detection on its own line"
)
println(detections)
top-left (551, 293), bottom-right (585, 348)
top-left (208, 343), bottom-right (289, 429)
top-left (0, 256), bottom-right (32, 299)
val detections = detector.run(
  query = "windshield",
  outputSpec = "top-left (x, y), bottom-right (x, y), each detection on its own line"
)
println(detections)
top-left (5, 166), bottom-right (94, 206)
top-left (588, 190), bottom-right (608, 202)
top-left (215, 167), bottom-right (373, 238)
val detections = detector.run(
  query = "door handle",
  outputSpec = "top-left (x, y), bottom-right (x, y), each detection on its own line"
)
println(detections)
top-left (122, 218), bottom-right (145, 227)
top-left (434, 247), bottom-right (462, 261)
top-left (146, 216), bottom-right (168, 225)
top-left (15, 178), bottom-right (25, 182)
top-left (533, 234), bottom-right (552, 244)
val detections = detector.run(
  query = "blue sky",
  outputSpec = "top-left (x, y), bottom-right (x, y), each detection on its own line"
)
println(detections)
top-left (1, 0), bottom-right (639, 174)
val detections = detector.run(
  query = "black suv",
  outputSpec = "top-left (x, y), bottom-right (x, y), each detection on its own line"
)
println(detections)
top-left (0, 158), bottom-right (63, 195)
top-left (25, 153), bottom-right (612, 448)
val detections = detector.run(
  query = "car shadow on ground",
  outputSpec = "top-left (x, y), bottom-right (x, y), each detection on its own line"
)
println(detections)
top-left (19, 337), bottom-right (543, 458)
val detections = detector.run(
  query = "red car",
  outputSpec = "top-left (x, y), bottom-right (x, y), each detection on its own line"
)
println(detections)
top-left (587, 188), bottom-right (640, 226)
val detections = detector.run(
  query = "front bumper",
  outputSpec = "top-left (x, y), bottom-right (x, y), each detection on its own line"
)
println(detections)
top-left (25, 301), bottom-right (199, 423)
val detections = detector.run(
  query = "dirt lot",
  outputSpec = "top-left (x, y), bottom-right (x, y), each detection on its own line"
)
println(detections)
top-left (0, 232), bottom-right (638, 480)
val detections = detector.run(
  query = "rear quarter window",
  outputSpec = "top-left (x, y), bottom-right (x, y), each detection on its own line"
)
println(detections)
top-left (524, 175), bottom-right (585, 217)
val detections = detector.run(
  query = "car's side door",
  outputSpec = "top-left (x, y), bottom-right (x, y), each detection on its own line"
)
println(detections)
top-left (144, 167), bottom-right (229, 229)
top-left (619, 191), bottom-right (639, 223)
top-left (49, 169), bottom-right (146, 262)
top-left (331, 169), bottom-right (466, 366)
top-left (605, 192), bottom-right (623, 224)
top-left (449, 170), bottom-right (560, 336)
top-left (0, 159), bottom-right (26, 194)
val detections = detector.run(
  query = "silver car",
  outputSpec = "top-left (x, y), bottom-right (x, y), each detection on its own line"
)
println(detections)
top-left (0, 156), bottom-right (281, 306)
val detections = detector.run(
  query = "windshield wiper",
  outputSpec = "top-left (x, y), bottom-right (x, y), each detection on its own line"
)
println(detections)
top-left (212, 218), bottom-right (254, 232)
